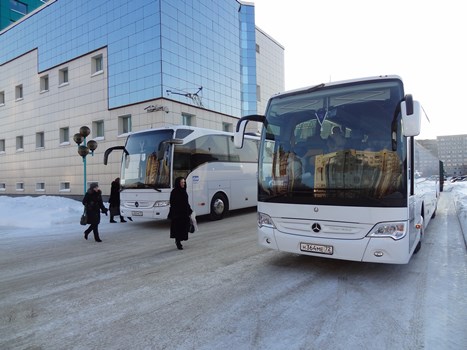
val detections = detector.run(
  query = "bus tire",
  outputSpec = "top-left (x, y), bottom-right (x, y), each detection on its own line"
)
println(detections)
top-left (414, 241), bottom-right (422, 254)
top-left (210, 192), bottom-right (228, 220)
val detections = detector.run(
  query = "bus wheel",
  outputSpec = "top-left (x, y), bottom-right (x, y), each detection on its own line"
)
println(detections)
top-left (210, 193), bottom-right (228, 220)
top-left (414, 241), bottom-right (422, 254)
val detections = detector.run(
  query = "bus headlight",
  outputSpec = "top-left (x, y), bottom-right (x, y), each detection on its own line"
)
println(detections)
top-left (368, 222), bottom-right (407, 240)
top-left (258, 212), bottom-right (275, 228)
top-left (154, 200), bottom-right (170, 207)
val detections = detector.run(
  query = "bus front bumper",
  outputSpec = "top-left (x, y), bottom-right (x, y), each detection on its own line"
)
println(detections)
top-left (120, 204), bottom-right (170, 220)
top-left (258, 227), bottom-right (411, 264)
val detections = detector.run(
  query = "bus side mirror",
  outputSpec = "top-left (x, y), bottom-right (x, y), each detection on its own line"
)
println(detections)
top-left (401, 98), bottom-right (421, 137)
top-left (103, 145), bottom-right (127, 165)
top-left (234, 119), bottom-right (249, 148)
top-left (234, 114), bottom-right (266, 148)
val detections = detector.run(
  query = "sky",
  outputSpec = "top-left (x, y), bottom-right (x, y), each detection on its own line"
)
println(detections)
top-left (252, 0), bottom-right (467, 139)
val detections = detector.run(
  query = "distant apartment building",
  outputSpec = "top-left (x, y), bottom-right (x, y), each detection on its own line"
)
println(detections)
top-left (437, 134), bottom-right (467, 176)
top-left (416, 135), bottom-right (467, 177)
top-left (0, 0), bottom-right (285, 197)
top-left (0, 0), bottom-right (48, 30)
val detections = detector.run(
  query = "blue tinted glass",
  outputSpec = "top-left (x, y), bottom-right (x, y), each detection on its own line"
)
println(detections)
top-left (1, 0), bottom-right (254, 117)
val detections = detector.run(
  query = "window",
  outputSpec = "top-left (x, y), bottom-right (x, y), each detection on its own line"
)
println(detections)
top-left (60, 127), bottom-right (69, 144)
top-left (0, 91), bottom-right (4, 105)
top-left (16, 136), bottom-right (24, 151)
top-left (40, 75), bottom-right (49, 92)
top-left (119, 115), bottom-right (132, 134)
top-left (256, 85), bottom-right (261, 101)
top-left (36, 182), bottom-right (45, 191)
top-left (92, 120), bottom-right (104, 138)
top-left (36, 132), bottom-right (45, 148)
top-left (15, 84), bottom-right (23, 100)
top-left (256, 44), bottom-right (260, 53)
top-left (92, 54), bottom-right (104, 75)
top-left (60, 182), bottom-right (70, 192)
top-left (0, 139), bottom-right (5, 152)
top-left (182, 113), bottom-right (194, 126)
top-left (16, 182), bottom-right (24, 191)
top-left (0, 183), bottom-right (5, 191)
top-left (10, 0), bottom-right (28, 15)
top-left (222, 122), bottom-right (233, 132)
top-left (59, 68), bottom-right (69, 85)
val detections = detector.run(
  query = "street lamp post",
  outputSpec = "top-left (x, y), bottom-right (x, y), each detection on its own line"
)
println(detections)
top-left (73, 126), bottom-right (98, 195)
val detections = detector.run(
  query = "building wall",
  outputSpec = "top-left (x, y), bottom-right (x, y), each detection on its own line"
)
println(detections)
top-left (1, 0), bottom-right (254, 116)
top-left (416, 135), bottom-right (467, 177)
top-left (0, 0), bottom-right (284, 197)
top-left (437, 134), bottom-right (467, 176)
top-left (255, 27), bottom-right (285, 115)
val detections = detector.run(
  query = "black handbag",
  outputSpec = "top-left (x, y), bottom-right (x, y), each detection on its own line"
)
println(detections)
top-left (80, 208), bottom-right (87, 225)
top-left (188, 218), bottom-right (195, 233)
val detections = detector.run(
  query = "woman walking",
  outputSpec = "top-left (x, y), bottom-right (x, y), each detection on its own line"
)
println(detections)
top-left (168, 177), bottom-right (193, 250)
top-left (82, 183), bottom-right (108, 242)
top-left (109, 177), bottom-right (126, 223)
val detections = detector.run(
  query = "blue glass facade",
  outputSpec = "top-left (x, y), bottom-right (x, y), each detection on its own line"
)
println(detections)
top-left (239, 4), bottom-right (257, 116)
top-left (0, 0), bottom-right (256, 117)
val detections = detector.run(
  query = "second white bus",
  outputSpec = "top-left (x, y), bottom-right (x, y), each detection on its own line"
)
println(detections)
top-left (105, 126), bottom-right (259, 220)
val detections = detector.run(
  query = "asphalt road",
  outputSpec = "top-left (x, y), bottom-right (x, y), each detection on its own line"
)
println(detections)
top-left (1, 192), bottom-right (466, 350)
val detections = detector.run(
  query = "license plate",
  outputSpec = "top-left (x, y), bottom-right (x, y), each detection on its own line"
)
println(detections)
top-left (131, 211), bottom-right (143, 216)
top-left (300, 242), bottom-right (333, 255)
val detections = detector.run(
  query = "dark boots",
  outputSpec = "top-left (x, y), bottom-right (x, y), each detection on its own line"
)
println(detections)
top-left (110, 215), bottom-right (126, 223)
top-left (84, 225), bottom-right (102, 242)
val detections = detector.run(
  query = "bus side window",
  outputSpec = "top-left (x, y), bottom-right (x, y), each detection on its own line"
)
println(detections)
top-left (173, 150), bottom-right (191, 174)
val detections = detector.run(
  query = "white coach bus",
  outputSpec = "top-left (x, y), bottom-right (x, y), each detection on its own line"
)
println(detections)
top-left (234, 75), bottom-right (439, 264)
top-left (105, 126), bottom-right (259, 220)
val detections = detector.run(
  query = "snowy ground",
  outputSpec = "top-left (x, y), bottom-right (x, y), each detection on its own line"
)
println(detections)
top-left (1, 182), bottom-right (466, 246)
top-left (1, 183), bottom-right (466, 349)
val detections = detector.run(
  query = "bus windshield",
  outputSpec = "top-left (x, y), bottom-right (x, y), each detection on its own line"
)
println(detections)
top-left (121, 129), bottom-right (174, 189)
top-left (259, 79), bottom-right (407, 207)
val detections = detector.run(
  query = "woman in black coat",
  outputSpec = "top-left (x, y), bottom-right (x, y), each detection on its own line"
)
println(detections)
top-left (168, 177), bottom-right (193, 250)
top-left (82, 183), bottom-right (108, 242)
top-left (109, 177), bottom-right (126, 223)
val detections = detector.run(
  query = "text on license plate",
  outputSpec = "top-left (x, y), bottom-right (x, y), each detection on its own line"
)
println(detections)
top-left (132, 211), bottom-right (143, 216)
top-left (300, 242), bottom-right (333, 255)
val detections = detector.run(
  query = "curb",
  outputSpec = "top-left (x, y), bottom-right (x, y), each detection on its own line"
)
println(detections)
top-left (454, 195), bottom-right (467, 249)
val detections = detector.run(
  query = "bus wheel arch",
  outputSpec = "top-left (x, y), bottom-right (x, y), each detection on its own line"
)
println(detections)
top-left (210, 192), bottom-right (229, 220)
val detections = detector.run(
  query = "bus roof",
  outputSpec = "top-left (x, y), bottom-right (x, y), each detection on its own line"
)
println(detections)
top-left (128, 125), bottom-right (259, 141)
top-left (270, 75), bottom-right (403, 100)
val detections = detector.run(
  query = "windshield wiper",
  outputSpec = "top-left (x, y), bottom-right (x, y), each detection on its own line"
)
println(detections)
top-left (122, 181), bottom-right (164, 191)
top-left (262, 190), bottom-right (310, 201)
